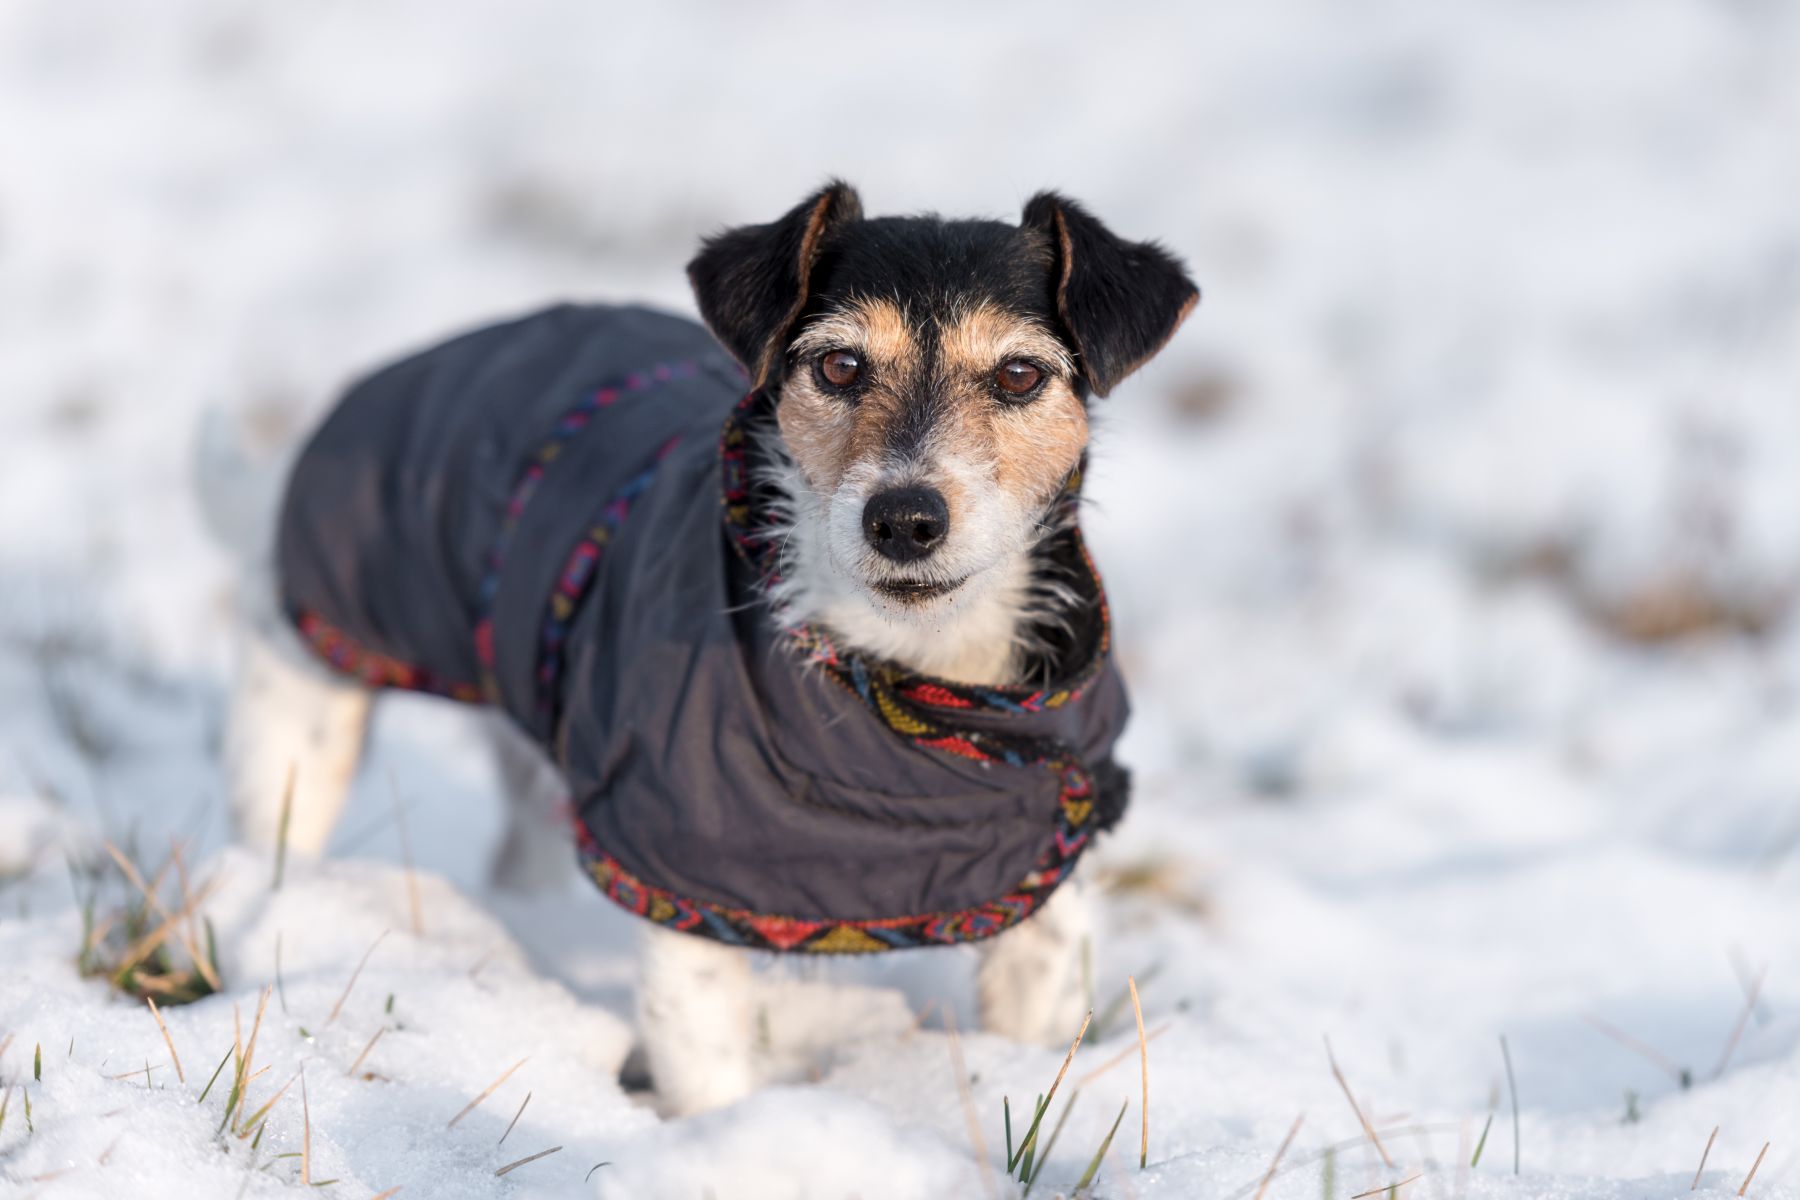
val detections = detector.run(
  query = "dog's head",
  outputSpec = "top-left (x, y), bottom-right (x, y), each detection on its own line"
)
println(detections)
top-left (689, 181), bottom-right (1197, 625)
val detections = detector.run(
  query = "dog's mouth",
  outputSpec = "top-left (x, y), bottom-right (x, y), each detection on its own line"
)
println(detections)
top-left (870, 576), bottom-right (967, 604)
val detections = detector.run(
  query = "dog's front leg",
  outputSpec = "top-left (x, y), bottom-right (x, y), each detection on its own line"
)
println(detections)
top-left (637, 925), bottom-right (755, 1115)
top-left (976, 874), bottom-right (1094, 1047)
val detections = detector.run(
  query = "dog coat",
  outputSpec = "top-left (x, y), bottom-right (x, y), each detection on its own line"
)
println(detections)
top-left (278, 304), bottom-right (1131, 953)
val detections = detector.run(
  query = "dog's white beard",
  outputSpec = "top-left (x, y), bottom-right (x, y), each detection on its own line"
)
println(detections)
top-left (754, 449), bottom-right (1068, 688)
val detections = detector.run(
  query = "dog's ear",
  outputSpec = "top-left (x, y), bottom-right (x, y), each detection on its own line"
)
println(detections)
top-left (688, 180), bottom-right (863, 389)
top-left (1021, 192), bottom-right (1199, 398)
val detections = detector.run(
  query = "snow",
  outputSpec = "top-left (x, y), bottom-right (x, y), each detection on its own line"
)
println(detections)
top-left (4, 0), bottom-right (1800, 1196)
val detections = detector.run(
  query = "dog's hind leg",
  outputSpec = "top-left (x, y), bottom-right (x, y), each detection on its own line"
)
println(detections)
top-left (976, 873), bottom-right (1095, 1047)
top-left (637, 926), bottom-right (755, 1115)
top-left (223, 603), bottom-right (371, 857)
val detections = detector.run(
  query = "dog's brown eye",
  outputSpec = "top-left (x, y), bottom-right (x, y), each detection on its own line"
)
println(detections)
top-left (995, 360), bottom-right (1043, 396)
top-left (820, 350), bottom-right (861, 388)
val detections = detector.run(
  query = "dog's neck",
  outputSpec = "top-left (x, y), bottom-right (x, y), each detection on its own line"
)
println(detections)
top-left (751, 428), bottom-right (1070, 688)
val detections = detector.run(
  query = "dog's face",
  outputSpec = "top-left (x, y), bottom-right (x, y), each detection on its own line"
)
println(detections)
top-left (690, 183), bottom-right (1197, 625)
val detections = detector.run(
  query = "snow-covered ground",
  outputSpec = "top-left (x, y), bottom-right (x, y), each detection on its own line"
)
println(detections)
top-left (4, 1), bottom-right (1800, 1196)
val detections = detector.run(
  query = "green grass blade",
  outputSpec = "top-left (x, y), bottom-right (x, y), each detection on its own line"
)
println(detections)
top-left (1073, 1098), bottom-right (1130, 1194)
top-left (1008, 1091), bottom-right (1051, 1172)
top-left (1470, 1111), bottom-right (1494, 1167)
top-left (198, 1044), bottom-right (234, 1103)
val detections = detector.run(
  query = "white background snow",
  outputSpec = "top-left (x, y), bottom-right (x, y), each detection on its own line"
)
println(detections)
top-left (4, 1), bottom-right (1800, 1196)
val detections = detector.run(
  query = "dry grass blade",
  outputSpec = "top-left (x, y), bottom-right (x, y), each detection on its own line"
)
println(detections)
top-left (388, 773), bottom-right (424, 937)
top-left (1740, 1142), bottom-right (1769, 1196)
top-left (1350, 1173), bottom-right (1423, 1199)
top-left (498, 1091), bottom-right (531, 1146)
top-left (300, 1066), bottom-right (313, 1184)
top-left (327, 930), bottom-right (390, 1026)
top-left (1128, 976), bottom-right (1150, 1169)
top-left (146, 997), bottom-right (184, 1082)
top-left (368, 1190), bottom-right (403, 1200)
top-left (1325, 1036), bottom-right (1395, 1168)
top-left (1694, 1126), bottom-right (1719, 1190)
top-left (1010, 1009), bottom-right (1094, 1172)
top-left (495, 1146), bottom-right (562, 1177)
top-left (447, 1057), bottom-right (528, 1128)
top-left (238, 986), bottom-right (272, 1118)
top-left (1501, 1034), bottom-right (1520, 1175)
top-left (943, 1011), bottom-right (1000, 1200)
top-left (1254, 1113), bottom-right (1306, 1200)
top-left (346, 1027), bottom-right (387, 1077)
top-left (1715, 968), bottom-right (1768, 1080)
top-left (1581, 1013), bottom-right (1688, 1084)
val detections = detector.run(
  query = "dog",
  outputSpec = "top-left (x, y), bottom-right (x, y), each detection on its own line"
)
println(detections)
top-left (203, 181), bottom-right (1198, 1116)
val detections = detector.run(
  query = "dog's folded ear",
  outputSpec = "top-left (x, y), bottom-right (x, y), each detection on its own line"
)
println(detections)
top-left (1022, 192), bottom-right (1199, 398)
top-left (688, 181), bottom-right (863, 390)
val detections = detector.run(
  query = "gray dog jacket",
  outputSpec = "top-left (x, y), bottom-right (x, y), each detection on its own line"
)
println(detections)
top-left (278, 304), bottom-right (1130, 952)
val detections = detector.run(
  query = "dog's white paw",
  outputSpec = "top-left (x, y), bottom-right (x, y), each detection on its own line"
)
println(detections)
top-left (637, 926), bottom-right (756, 1116)
top-left (976, 878), bottom-right (1094, 1047)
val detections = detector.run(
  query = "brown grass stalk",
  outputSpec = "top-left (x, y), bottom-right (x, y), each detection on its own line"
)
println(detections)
top-left (300, 1066), bottom-right (313, 1184)
top-left (1715, 969), bottom-right (1768, 1080)
top-left (1741, 1142), bottom-right (1770, 1196)
top-left (1581, 1013), bottom-right (1687, 1084)
top-left (1695, 1126), bottom-right (1719, 1190)
top-left (498, 1091), bottom-right (531, 1146)
top-left (495, 1146), bottom-right (562, 1177)
top-left (447, 1057), bottom-right (528, 1128)
top-left (1129, 975), bottom-right (1149, 1169)
top-left (1254, 1113), bottom-right (1306, 1200)
top-left (327, 930), bottom-right (390, 1026)
top-left (346, 1027), bottom-right (387, 1078)
top-left (1325, 1036), bottom-right (1395, 1168)
top-left (145, 997), bottom-right (184, 1082)
top-left (1351, 1173), bottom-right (1422, 1199)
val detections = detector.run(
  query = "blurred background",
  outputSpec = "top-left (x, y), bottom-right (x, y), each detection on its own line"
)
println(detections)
top-left (5, 1), bottom-right (1800, 1195)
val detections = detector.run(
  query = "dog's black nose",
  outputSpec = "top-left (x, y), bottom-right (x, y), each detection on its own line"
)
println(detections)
top-left (863, 486), bottom-right (949, 563)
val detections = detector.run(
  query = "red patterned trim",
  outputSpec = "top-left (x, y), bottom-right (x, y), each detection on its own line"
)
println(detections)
top-left (290, 608), bottom-right (483, 702)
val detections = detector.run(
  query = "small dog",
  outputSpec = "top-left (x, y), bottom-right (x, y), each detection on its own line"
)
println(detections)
top-left (205, 182), bottom-right (1197, 1115)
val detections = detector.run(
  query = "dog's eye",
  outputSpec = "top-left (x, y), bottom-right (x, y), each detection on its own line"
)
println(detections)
top-left (995, 360), bottom-right (1043, 397)
top-left (819, 350), bottom-right (861, 389)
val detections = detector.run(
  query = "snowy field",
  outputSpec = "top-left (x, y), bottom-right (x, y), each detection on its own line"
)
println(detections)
top-left (5, 1), bottom-right (1800, 1196)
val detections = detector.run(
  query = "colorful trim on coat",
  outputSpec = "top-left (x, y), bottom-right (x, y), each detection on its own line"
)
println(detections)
top-left (532, 433), bottom-right (684, 726)
top-left (568, 388), bottom-right (1121, 954)
top-left (289, 607), bottom-right (483, 702)
top-left (472, 360), bottom-right (701, 691)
